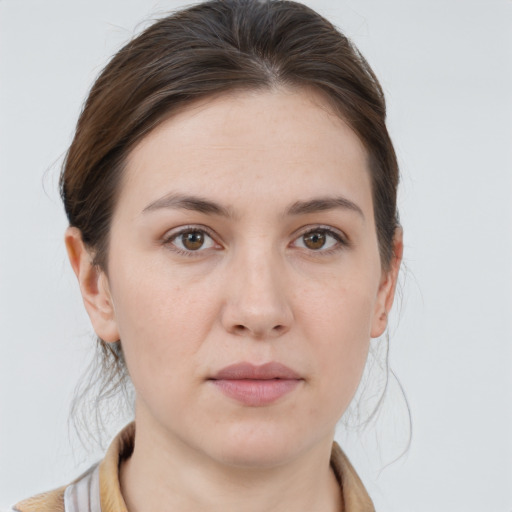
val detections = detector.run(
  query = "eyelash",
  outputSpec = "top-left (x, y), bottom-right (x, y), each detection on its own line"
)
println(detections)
top-left (162, 225), bottom-right (348, 256)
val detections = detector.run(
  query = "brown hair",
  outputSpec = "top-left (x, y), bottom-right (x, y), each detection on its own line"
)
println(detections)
top-left (64, 0), bottom-right (400, 443)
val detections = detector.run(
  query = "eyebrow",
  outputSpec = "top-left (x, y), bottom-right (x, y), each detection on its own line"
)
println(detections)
top-left (142, 193), bottom-right (364, 219)
top-left (143, 193), bottom-right (234, 218)
top-left (286, 197), bottom-right (365, 219)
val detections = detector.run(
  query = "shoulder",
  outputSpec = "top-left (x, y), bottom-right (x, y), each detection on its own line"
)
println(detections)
top-left (11, 464), bottom-right (100, 512)
top-left (11, 423), bottom-right (134, 512)
top-left (10, 486), bottom-right (67, 512)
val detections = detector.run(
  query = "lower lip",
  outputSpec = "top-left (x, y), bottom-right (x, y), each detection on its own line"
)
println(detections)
top-left (211, 379), bottom-right (301, 406)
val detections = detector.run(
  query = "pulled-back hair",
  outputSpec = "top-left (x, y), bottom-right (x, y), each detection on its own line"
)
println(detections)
top-left (63, 0), bottom-right (400, 444)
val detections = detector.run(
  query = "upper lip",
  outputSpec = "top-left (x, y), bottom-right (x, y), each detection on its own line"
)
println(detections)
top-left (211, 362), bottom-right (302, 380)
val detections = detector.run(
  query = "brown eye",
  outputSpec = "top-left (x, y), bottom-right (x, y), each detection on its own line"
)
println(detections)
top-left (303, 231), bottom-right (326, 250)
top-left (293, 228), bottom-right (342, 252)
top-left (182, 231), bottom-right (205, 250)
top-left (168, 229), bottom-right (217, 253)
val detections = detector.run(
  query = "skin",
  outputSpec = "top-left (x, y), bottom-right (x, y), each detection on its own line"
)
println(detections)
top-left (66, 87), bottom-right (402, 512)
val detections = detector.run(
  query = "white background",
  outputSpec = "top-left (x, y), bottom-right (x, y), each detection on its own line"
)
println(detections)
top-left (1, 1), bottom-right (511, 510)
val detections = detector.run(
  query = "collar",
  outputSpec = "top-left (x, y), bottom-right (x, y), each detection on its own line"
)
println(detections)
top-left (98, 422), bottom-right (374, 512)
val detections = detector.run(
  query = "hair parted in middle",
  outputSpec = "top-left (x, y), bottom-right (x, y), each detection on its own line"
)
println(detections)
top-left (63, 0), bottom-right (400, 445)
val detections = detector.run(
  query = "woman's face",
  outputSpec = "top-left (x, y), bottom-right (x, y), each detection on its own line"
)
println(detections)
top-left (72, 87), bottom-right (400, 467)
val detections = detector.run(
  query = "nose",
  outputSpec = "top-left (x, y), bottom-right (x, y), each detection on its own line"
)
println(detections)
top-left (220, 247), bottom-right (293, 339)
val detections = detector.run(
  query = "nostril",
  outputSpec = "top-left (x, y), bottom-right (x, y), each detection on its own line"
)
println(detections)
top-left (231, 324), bottom-right (286, 336)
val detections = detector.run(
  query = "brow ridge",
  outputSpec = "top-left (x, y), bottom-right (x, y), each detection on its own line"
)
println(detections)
top-left (143, 193), bottom-right (234, 218)
top-left (286, 197), bottom-right (364, 218)
top-left (143, 193), bottom-right (363, 220)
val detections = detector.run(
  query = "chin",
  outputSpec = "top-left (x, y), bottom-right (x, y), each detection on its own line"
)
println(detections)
top-left (206, 420), bottom-right (317, 469)
top-left (217, 444), bottom-right (298, 469)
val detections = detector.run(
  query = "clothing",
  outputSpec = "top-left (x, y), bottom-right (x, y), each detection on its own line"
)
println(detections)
top-left (12, 422), bottom-right (375, 512)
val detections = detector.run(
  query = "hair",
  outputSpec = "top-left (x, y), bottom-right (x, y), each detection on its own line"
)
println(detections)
top-left (63, 0), bottom-right (400, 445)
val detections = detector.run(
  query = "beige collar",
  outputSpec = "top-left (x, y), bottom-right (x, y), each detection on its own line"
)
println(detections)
top-left (14, 422), bottom-right (374, 512)
top-left (98, 422), bottom-right (374, 512)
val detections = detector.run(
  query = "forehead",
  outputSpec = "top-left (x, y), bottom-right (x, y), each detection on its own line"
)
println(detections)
top-left (121, 87), bottom-right (373, 216)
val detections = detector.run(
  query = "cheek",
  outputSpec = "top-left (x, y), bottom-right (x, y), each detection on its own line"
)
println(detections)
top-left (107, 257), bottom-right (221, 396)
top-left (298, 276), bottom-right (377, 413)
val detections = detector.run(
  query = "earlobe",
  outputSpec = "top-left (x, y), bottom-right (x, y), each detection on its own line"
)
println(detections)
top-left (370, 228), bottom-right (403, 338)
top-left (65, 227), bottom-right (119, 343)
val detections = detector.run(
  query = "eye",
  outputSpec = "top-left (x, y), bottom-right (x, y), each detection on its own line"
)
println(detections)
top-left (293, 228), bottom-right (344, 252)
top-left (166, 228), bottom-right (218, 253)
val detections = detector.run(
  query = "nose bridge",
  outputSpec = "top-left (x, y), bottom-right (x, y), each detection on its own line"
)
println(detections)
top-left (221, 237), bottom-right (292, 338)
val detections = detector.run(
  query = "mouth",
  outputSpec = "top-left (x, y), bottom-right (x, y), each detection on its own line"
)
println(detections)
top-left (209, 362), bottom-right (303, 406)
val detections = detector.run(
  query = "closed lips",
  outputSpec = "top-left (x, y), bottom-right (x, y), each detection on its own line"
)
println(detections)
top-left (209, 362), bottom-right (303, 406)
top-left (210, 362), bottom-right (302, 381)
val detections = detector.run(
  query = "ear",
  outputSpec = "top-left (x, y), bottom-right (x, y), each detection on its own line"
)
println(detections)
top-left (65, 227), bottom-right (119, 343)
top-left (370, 227), bottom-right (403, 338)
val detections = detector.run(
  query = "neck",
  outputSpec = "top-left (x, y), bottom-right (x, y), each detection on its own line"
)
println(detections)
top-left (119, 417), bottom-right (343, 512)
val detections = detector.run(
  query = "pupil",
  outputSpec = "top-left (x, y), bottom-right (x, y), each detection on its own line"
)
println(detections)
top-left (183, 231), bottom-right (204, 250)
top-left (305, 232), bottom-right (325, 249)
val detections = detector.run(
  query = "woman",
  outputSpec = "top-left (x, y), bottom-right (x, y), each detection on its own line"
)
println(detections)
top-left (13, 0), bottom-right (402, 510)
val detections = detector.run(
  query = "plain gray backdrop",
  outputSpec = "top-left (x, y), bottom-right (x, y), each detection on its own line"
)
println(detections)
top-left (1, 1), bottom-right (511, 510)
